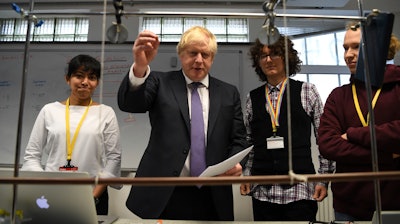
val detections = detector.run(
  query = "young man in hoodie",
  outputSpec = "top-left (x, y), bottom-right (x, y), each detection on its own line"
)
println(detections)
top-left (318, 21), bottom-right (400, 221)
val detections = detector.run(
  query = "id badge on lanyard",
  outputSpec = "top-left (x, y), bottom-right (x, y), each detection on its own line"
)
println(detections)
top-left (265, 80), bottom-right (286, 150)
top-left (59, 160), bottom-right (78, 171)
top-left (266, 135), bottom-right (284, 149)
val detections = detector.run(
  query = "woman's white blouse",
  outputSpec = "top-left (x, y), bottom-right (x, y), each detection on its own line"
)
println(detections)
top-left (22, 102), bottom-right (122, 187)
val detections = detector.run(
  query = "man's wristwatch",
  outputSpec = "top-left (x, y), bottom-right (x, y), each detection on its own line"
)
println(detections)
top-left (94, 197), bottom-right (100, 205)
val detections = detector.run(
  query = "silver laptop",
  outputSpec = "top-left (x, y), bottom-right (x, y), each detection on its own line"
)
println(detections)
top-left (0, 169), bottom-right (117, 224)
top-left (372, 211), bottom-right (400, 224)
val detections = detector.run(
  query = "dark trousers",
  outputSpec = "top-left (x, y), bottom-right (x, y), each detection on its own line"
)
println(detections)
top-left (96, 188), bottom-right (109, 215)
top-left (160, 186), bottom-right (219, 221)
top-left (252, 198), bottom-right (318, 221)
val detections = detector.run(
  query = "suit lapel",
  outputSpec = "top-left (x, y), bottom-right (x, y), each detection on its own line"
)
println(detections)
top-left (207, 77), bottom-right (221, 139)
top-left (169, 73), bottom-right (222, 138)
top-left (170, 71), bottom-right (191, 131)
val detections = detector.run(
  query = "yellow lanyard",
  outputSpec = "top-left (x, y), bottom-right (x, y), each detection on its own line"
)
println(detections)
top-left (352, 83), bottom-right (381, 127)
top-left (265, 78), bottom-right (287, 133)
top-left (65, 98), bottom-right (92, 161)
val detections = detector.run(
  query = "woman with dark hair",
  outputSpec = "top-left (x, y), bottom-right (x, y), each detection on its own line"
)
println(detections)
top-left (240, 36), bottom-right (335, 221)
top-left (22, 54), bottom-right (122, 215)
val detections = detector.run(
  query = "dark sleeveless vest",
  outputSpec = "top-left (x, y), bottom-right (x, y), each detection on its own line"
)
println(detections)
top-left (250, 79), bottom-right (315, 175)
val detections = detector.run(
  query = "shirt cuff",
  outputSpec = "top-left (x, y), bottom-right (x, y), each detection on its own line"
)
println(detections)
top-left (317, 182), bottom-right (329, 188)
top-left (128, 63), bottom-right (151, 88)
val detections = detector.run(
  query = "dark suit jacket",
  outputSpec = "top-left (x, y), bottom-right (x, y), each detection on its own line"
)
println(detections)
top-left (118, 70), bottom-right (248, 220)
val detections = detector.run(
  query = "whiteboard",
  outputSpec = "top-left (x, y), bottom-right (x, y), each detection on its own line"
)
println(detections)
top-left (0, 44), bottom-right (242, 170)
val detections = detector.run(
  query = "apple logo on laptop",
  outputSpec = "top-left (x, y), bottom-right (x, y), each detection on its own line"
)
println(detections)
top-left (36, 196), bottom-right (50, 209)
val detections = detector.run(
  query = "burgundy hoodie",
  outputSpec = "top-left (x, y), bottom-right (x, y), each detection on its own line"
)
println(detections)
top-left (318, 64), bottom-right (400, 220)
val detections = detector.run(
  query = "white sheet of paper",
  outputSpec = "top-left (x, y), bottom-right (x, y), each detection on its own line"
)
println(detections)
top-left (199, 145), bottom-right (253, 177)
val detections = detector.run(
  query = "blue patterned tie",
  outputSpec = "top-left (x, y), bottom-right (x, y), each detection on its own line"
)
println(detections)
top-left (190, 82), bottom-right (206, 177)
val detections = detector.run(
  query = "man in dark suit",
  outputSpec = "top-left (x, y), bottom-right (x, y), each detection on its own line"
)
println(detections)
top-left (118, 26), bottom-right (249, 221)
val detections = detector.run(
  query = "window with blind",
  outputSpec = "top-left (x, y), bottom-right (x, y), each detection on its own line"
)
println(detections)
top-left (141, 17), bottom-right (249, 43)
top-left (0, 17), bottom-right (89, 42)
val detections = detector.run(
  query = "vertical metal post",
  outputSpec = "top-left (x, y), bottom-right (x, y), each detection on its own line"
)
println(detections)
top-left (357, 0), bottom-right (382, 223)
top-left (12, 0), bottom-right (35, 223)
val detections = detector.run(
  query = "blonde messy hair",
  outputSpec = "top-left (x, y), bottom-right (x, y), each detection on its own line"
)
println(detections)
top-left (176, 26), bottom-right (218, 57)
top-left (387, 34), bottom-right (400, 60)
